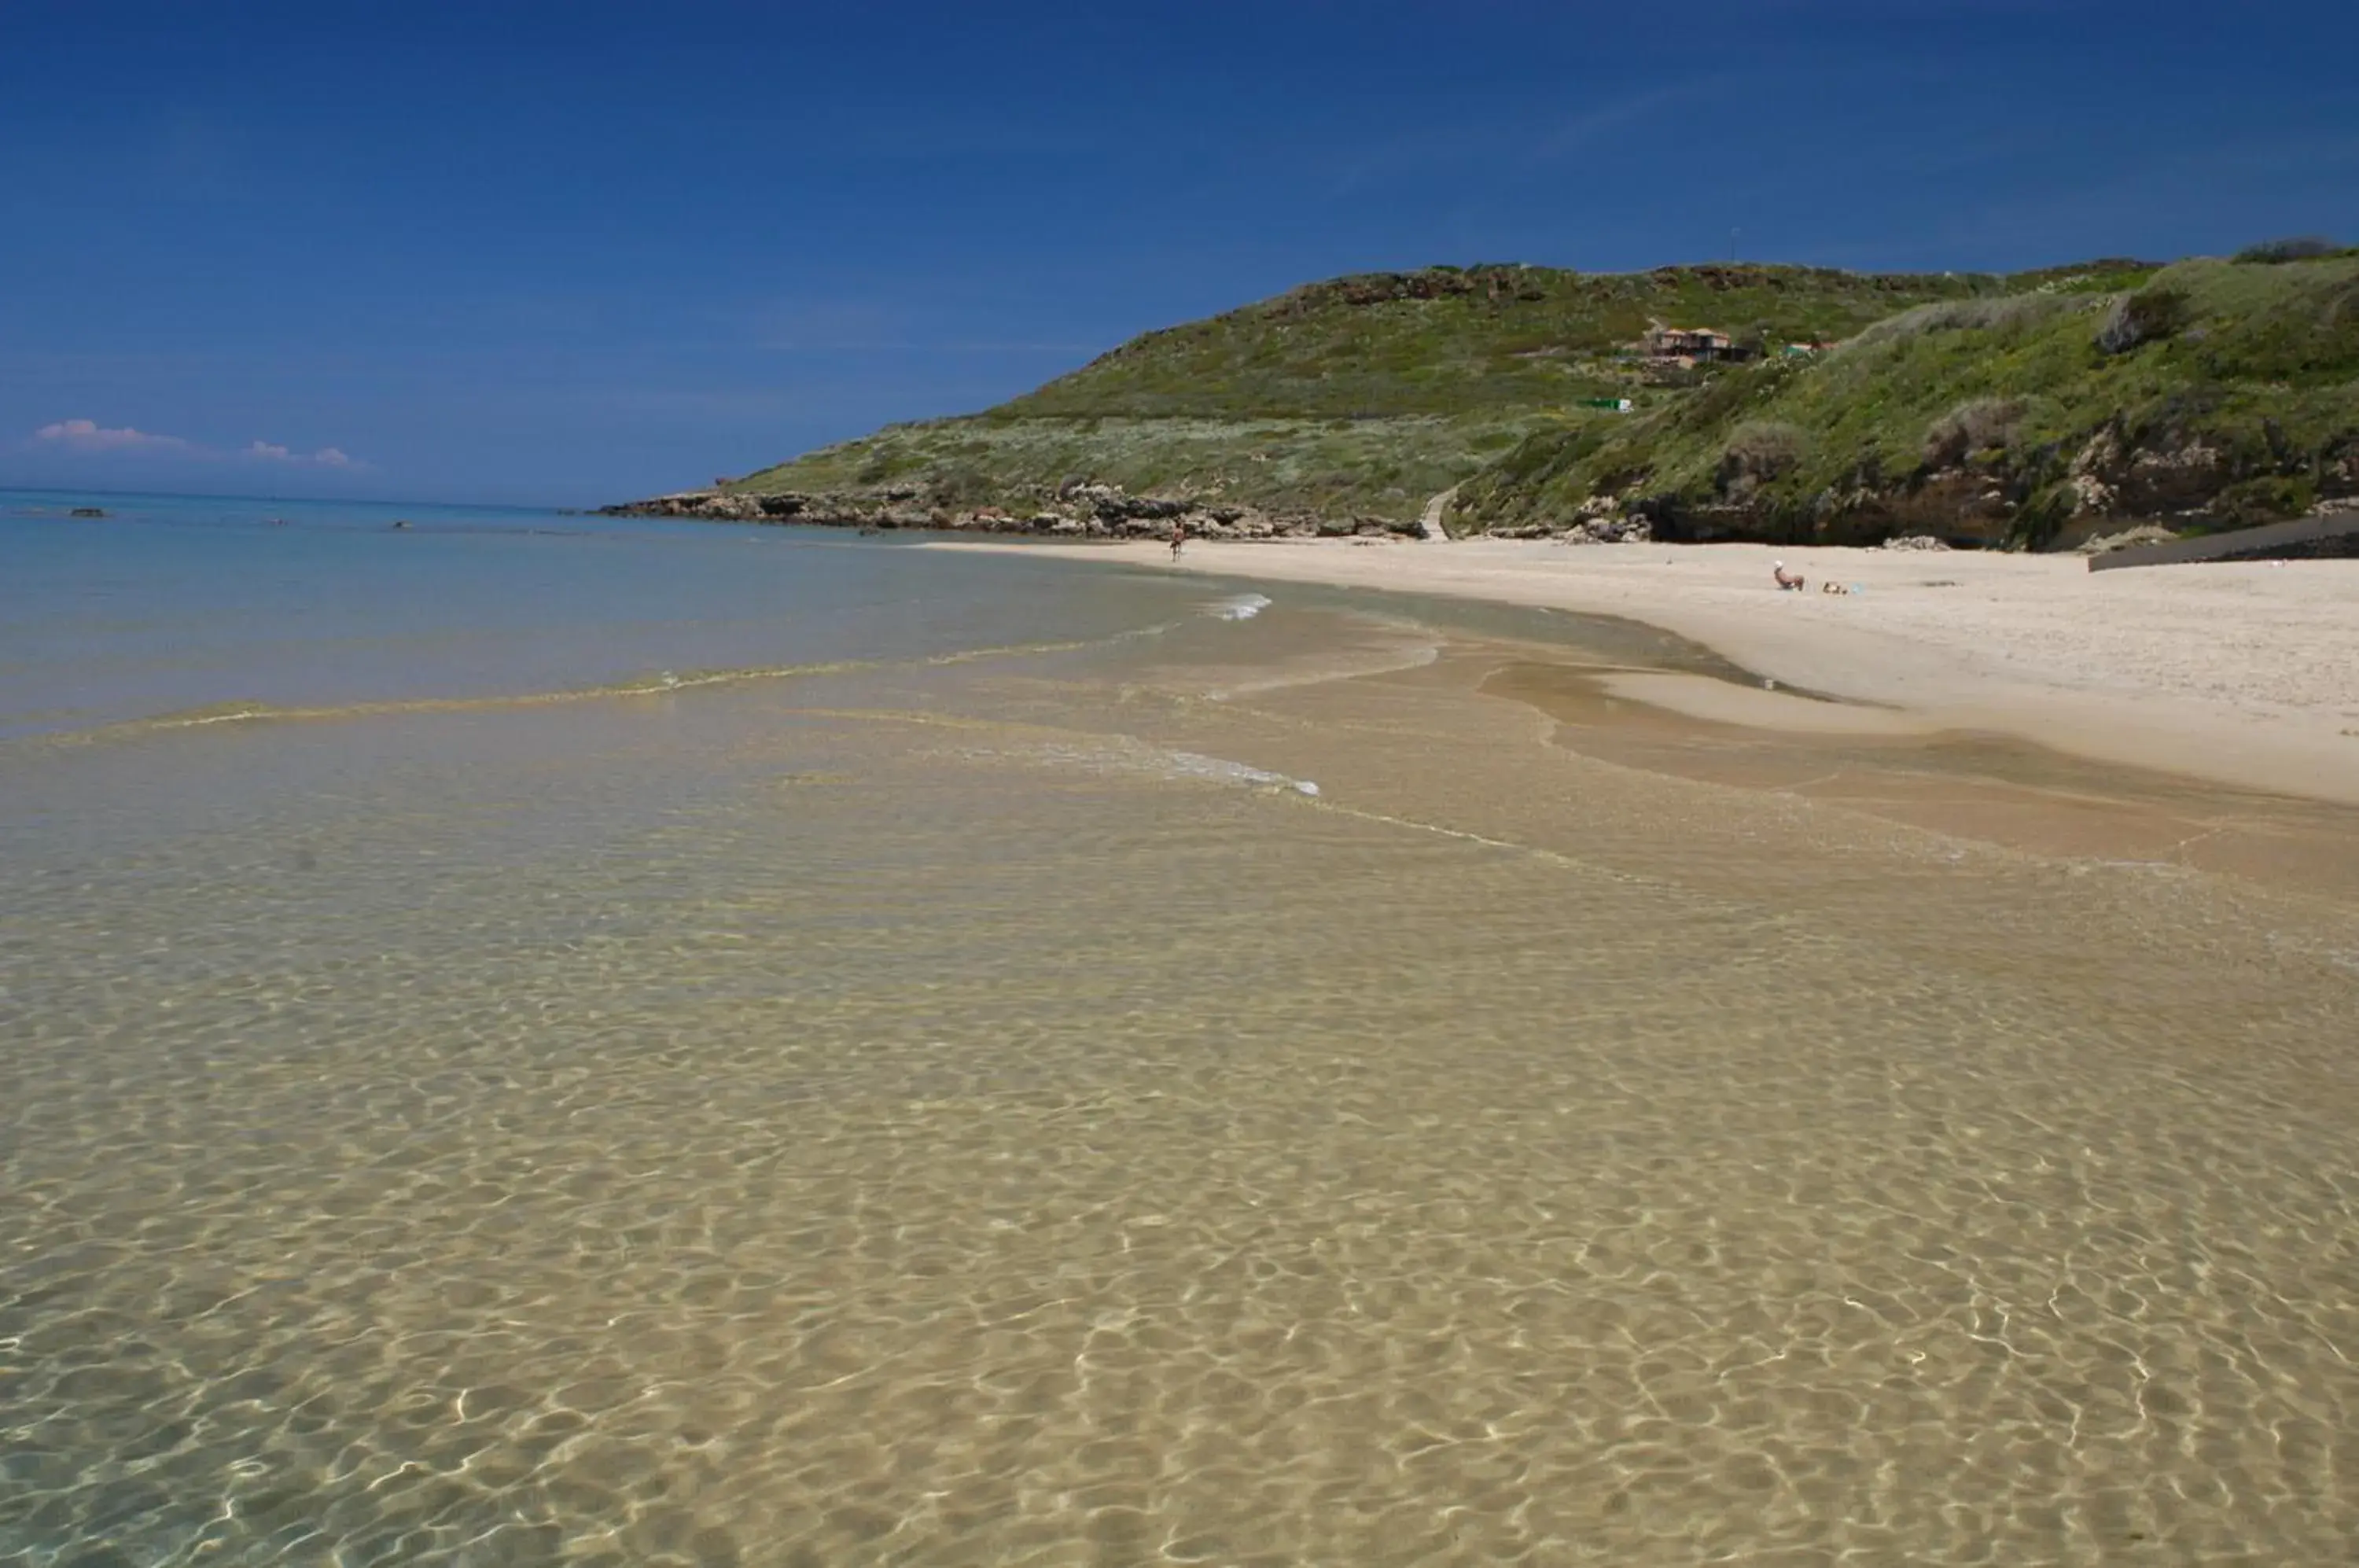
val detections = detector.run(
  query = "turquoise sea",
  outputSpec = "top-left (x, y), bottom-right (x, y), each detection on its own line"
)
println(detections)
top-left (4, 488), bottom-right (2357, 1564)
top-left (0, 490), bottom-right (1217, 742)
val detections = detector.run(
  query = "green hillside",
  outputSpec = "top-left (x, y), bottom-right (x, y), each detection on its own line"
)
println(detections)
top-left (616, 251), bottom-right (2357, 546)
top-left (717, 264), bottom-right (2034, 524)
top-left (990, 263), bottom-right (2015, 420)
top-left (1455, 253), bottom-right (2359, 546)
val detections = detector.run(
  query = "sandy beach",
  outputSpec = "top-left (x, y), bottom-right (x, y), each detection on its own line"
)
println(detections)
top-left (937, 537), bottom-right (2359, 806)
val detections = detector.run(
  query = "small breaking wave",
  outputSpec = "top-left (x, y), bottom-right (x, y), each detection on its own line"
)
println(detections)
top-left (1159, 748), bottom-right (1320, 795)
top-left (966, 737), bottom-right (1319, 797)
top-left (1203, 592), bottom-right (1272, 621)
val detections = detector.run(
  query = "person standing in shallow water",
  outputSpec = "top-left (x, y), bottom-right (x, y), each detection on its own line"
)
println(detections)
top-left (1170, 520), bottom-right (1186, 562)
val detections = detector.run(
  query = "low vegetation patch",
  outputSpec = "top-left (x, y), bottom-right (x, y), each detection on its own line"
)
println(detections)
top-left (2096, 284), bottom-right (2191, 355)
top-left (1922, 397), bottom-right (2026, 468)
top-left (2234, 236), bottom-right (2346, 265)
top-left (1717, 421), bottom-right (1808, 495)
top-left (1843, 293), bottom-right (2080, 352)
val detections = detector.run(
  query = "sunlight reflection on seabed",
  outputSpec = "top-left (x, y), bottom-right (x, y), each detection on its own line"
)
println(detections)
top-left (2, 592), bottom-right (2356, 1566)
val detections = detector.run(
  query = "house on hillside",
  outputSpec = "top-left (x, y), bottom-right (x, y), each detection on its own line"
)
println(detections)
top-left (1636, 324), bottom-right (1751, 364)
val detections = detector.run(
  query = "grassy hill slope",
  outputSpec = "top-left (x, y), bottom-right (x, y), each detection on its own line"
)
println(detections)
top-left (1455, 254), bottom-right (2359, 547)
top-left (620, 252), bottom-right (2356, 547)
top-left (719, 264), bottom-right (2033, 524)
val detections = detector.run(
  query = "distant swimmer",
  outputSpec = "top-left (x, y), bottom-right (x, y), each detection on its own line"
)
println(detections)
top-left (1170, 521), bottom-right (1187, 562)
top-left (390, 519), bottom-right (410, 530)
top-left (1772, 558), bottom-right (1805, 591)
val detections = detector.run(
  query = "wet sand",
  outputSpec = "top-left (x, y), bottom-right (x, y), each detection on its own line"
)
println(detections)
top-left (1481, 658), bottom-right (2359, 903)
top-left (930, 538), bottom-right (2359, 806)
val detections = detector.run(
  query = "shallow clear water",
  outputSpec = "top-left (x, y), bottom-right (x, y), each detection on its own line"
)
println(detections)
top-left (0, 491), bottom-right (1188, 741)
top-left (4, 491), bottom-right (2357, 1564)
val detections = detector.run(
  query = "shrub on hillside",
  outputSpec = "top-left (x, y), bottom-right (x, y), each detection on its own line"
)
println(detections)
top-left (2233, 237), bottom-right (2343, 264)
top-left (1922, 397), bottom-right (2026, 469)
top-left (2096, 285), bottom-right (2190, 355)
top-left (1843, 293), bottom-right (2070, 352)
top-left (928, 462), bottom-right (999, 506)
top-left (1716, 421), bottom-right (1807, 494)
top-left (2212, 474), bottom-right (2317, 526)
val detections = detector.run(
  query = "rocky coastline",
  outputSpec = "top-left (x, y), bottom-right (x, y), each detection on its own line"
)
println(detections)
top-left (601, 480), bottom-right (1427, 541)
top-left (607, 408), bottom-right (2356, 556)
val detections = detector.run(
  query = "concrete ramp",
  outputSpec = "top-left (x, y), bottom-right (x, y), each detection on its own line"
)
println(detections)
top-left (1419, 485), bottom-right (1461, 542)
top-left (2089, 509), bottom-right (2359, 571)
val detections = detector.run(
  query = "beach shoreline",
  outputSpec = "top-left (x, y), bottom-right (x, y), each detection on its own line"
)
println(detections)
top-left (928, 536), bottom-right (2359, 806)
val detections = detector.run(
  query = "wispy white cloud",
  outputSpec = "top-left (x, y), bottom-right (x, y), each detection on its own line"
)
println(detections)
top-left (31, 419), bottom-right (366, 469)
top-left (248, 437), bottom-right (365, 467)
top-left (35, 418), bottom-right (197, 454)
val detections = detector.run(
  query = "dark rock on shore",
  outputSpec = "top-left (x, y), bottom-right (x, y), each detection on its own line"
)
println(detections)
top-left (602, 481), bottom-right (1425, 543)
top-left (1510, 417), bottom-right (2357, 553)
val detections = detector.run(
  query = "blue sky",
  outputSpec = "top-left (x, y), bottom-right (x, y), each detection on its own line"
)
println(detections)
top-left (2, 1), bottom-right (2351, 506)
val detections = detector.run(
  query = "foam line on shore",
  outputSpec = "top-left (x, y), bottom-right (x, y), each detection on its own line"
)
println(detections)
top-left (6, 625), bottom-right (1179, 752)
top-left (951, 735), bottom-right (1323, 797)
top-left (1202, 591), bottom-right (1273, 620)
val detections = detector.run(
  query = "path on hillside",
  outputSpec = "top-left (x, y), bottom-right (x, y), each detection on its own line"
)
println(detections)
top-left (1419, 486), bottom-right (1459, 542)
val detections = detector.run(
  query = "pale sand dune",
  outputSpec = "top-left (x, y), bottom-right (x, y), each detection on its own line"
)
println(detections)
top-left (933, 538), bottom-right (2359, 804)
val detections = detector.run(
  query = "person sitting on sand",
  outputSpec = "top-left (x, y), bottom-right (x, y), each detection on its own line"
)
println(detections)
top-left (1772, 559), bottom-right (1805, 591)
top-left (1170, 521), bottom-right (1187, 562)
